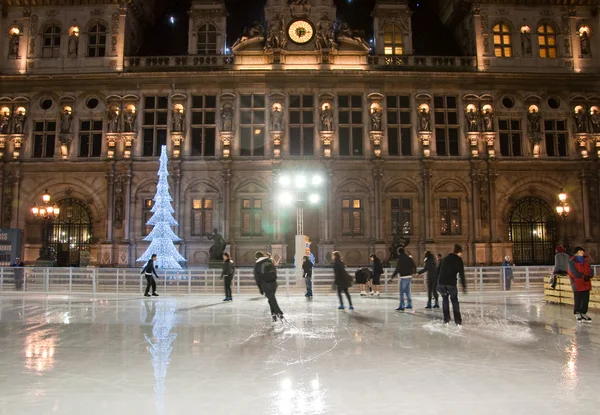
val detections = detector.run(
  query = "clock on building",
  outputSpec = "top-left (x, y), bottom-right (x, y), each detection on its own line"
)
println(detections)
top-left (287, 19), bottom-right (315, 45)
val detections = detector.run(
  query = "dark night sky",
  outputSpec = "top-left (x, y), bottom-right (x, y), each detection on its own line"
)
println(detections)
top-left (140, 0), bottom-right (460, 56)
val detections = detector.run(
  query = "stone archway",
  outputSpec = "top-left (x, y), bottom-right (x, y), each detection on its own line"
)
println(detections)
top-left (509, 196), bottom-right (557, 265)
top-left (49, 198), bottom-right (93, 267)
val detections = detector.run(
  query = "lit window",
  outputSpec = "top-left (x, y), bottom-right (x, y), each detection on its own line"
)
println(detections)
top-left (192, 198), bottom-right (213, 236)
top-left (142, 199), bottom-right (154, 236)
top-left (493, 23), bottom-right (512, 57)
top-left (342, 198), bottom-right (363, 235)
top-left (538, 24), bottom-right (557, 58)
top-left (383, 24), bottom-right (403, 55)
top-left (440, 197), bottom-right (461, 236)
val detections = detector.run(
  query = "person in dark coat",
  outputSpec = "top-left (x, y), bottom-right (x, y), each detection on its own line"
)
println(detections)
top-left (220, 252), bottom-right (235, 302)
top-left (388, 247), bottom-right (416, 311)
top-left (502, 256), bottom-right (514, 291)
top-left (332, 251), bottom-right (354, 310)
top-left (302, 255), bottom-right (313, 298)
top-left (568, 246), bottom-right (594, 322)
top-left (370, 254), bottom-right (384, 297)
top-left (254, 251), bottom-right (284, 322)
top-left (551, 245), bottom-right (570, 289)
top-left (11, 257), bottom-right (25, 291)
top-left (141, 254), bottom-right (159, 297)
top-left (437, 244), bottom-right (467, 325)
top-left (418, 251), bottom-right (438, 309)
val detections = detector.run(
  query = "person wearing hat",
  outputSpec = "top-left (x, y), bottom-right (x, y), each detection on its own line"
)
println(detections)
top-left (551, 245), bottom-right (570, 290)
top-left (11, 257), bottom-right (25, 290)
top-left (568, 246), bottom-right (594, 322)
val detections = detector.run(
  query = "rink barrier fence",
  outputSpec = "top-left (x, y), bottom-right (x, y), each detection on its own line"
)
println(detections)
top-left (0, 265), bottom-right (584, 295)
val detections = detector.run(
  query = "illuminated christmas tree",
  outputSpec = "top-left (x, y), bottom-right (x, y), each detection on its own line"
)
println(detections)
top-left (137, 145), bottom-right (186, 269)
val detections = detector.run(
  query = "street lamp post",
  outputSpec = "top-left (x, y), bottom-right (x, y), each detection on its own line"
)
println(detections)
top-left (31, 189), bottom-right (60, 262)
top-left (556, 189), bottom-right (571, 251)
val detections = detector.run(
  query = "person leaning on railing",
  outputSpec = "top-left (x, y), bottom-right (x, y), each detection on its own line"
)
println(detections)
top-left (550, 245), bottom-right (570, 290)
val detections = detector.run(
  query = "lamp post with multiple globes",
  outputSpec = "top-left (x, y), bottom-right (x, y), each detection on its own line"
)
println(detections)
top-left (30, 190), bottom-right (60, 261)
top-left (556, 189), bottom-right (571, 251)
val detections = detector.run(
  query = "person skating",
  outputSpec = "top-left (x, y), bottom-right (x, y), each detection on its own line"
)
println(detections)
top-left (568, 247), bottom-right (594, 323)
top-left (355, 267), bottom-right (370, 296)
top-left (302, 255), bottom-right (313, 298)
top-left (502, 256), bottom-right (514, 291)
top-left (253, 251), bottom-right (284, 322)
top-left (418, 251), bottom-right (438, 309)
top-left (437, 244), bottom-right (467, 325)
top-left (141, 254), bottom-right (159, 297)
top-left (332, 251), bottom-right (354, 310)
top-left (388, 247), bottom-right (416, 311)
top-left (220, 253), bottom-right (235, 302)
top-left (370, 254), bottom-right (383, 297)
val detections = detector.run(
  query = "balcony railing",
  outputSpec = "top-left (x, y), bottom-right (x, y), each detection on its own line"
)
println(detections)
top-left (124, 55), bottom-right (235, 71)
top-left (368, 54), bottom-right (478, 71)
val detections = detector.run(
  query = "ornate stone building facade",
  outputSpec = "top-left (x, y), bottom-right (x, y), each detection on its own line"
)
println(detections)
top-left (1, 0), bottom-right (599, 267)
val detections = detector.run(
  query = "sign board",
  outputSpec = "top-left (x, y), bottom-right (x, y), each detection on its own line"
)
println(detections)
top-left (0, 228), bottom-right (21, 266)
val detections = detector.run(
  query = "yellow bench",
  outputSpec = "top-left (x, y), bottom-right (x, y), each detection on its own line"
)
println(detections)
top-left (544, 275), bottom-right (600, 310)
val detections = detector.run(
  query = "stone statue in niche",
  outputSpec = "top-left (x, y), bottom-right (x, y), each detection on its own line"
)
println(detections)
top-left (207, 229), bottom-right (226, 261)
top-left (221, 105), bottom-right (233, 131)
top-left (481, 109), bottom-right (494, 132)
top-left (0, 110), bottom-right (10, 134)
top-left (172, 109), bottom-right (184, 132)
top-left (590, 108), bottom-right (600, 133)
top-left (521, 32), bottom-right (532, 56)
top-left (320, 104), bottom-right (333, 131)
top-left (60, 109), bottom-right (73, 134)
top-left (265, 13), bottom-right (286, 50)
top-left (114, 175), bottom-right (123, 227)
top-left (466, 107), bottom-right (479, 132)
top-left (370, 107), bottom-right (382, 131)
top-left (271, 105), bottom-right (283, 131)
top-left (418, 107), bottom-right (430, 131)
top-left (68, 34), bottom-right (79, 57)
top-left (580, 31), bottom-right (591, 56)
top-left (9, 34), bottom-right (19, 59)
top-left (13, 109), bottom-right (26, 134)
top-left (123, 109), bottom-right (136, 133)
top-left (527, 110), bottom-right (541, 134)
top-left (106, 108), bottom-right (120, 133)
top-left (315, 12), bottom-right (335, 50)
top-left (480, 196), bottom-right (489, 221)
top-left (573, 108), bottom-right (588, 133)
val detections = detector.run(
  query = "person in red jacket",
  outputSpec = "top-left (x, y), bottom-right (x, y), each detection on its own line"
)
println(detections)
top-left (568, 246), bottom-right (594, 323)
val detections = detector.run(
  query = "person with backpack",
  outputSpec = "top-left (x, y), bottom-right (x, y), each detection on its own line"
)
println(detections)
top-left (332, 251), bottom-right (354, 310)
top-left (369, 254), bottom-right (383, 297)
top-left (437, 244), bottom-right (467, 325)
top-left (302, 255), bottom-right (313, 298)
top-left (388, 247), bottom-right (417, 311)
top-left (253, 251), bottom-right (284, 322)
top-left (220, 252), bottom-right (235, 302)
top-left (418, 251), bottom-right (439, 309)
top-left (568, 246), bottom-right (594, 323)
top-left (141, 254), bottom-right (159, 297)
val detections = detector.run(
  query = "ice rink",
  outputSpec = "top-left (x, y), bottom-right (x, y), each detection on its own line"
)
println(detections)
top-left (0, 292), bottom-right (598, 415)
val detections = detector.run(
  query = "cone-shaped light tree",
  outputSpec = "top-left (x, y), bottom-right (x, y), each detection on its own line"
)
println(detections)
top-left (137, 145), bottom-right (186, 269)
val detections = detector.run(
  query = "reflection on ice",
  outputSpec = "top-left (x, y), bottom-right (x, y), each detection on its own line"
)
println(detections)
top-left (24, 329), bottom-right (56, 373)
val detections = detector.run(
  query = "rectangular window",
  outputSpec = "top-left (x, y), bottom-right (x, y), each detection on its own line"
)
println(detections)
top-left (440, 197), bottom-right (461, 236)
top-left (241, 198), bottom-right (262, 236)
top-left (240, 94), bottom-right (265, 156)
top-left (289, 94), bottom-right (314, 156)
top-left (544, 119), bottom-right (568, 157)
top-left (78, 120), bottom-right (103, 158)
top-left (32, 120), bottom-right (56, 158)
top-left (434, 96), bottom-right (460, 156)
top-left (191, 95), bottom-right (217, 157)
top-left (338, 95), bottom-right (363, 156)
top-left (499, 119), bottom-right (522, 157)
top-left (341, 198), bottom-right (363, 235)
top-left (391, 197), bottom-right (412, 236)
top-left (142, 95), bottom-right (168, 157)
top-left (142, 198), bottom-right (154, 236)
top-left (191, 198), bottom-right (213, 236)
top-left (386, 95), bottom-right (412, 156)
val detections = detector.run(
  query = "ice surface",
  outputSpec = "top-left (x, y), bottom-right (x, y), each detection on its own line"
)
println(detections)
top-left (0, 292), bottom-right (599, 415)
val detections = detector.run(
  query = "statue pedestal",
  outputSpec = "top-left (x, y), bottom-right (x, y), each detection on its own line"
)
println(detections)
top-left (318, 241), bottom-right (335, 265)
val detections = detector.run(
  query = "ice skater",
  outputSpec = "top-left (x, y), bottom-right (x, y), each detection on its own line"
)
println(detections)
top-left (502, 256), bottom-right (514, 290)
top-left (254, 251), bottom-right (284, 322)
top-left (388, 247), bottom-right (416, 311)
top-left (220, 253), bottom-right (235, 302)
top-left (369, 254), bottom-right (383, 297)
top-left (332, 251), bottom-right (354, 310)
top-left (436, 244), bottom-right (466, 325)
top-left (141, 254), bottom-right (159, 297)
top-left (302, 255), bottom-right (313, 298)
top-left (551, 245), bottom-right (569, 289)
top-left (568, 246), bottom-right (593, 323)
top-left (356, 267), bottom-right (370, 296)
top-left (418, 251), bottom-right (438, 309)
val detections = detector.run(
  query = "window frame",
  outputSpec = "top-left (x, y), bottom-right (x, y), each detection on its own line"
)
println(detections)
top-left (537, 23), bottom-right (557, 59)
top-left (197, 24), bottom-right (218, 55)
top-left (386, 94), bottom-right (412, 156)
top-left (190, 95), bottom-right (217, 157)
top-left (498, 118), bottom-right (523, 157)
top-left (191, 198), bottom-right (213, 237)
top-left (78, 119), bottom-right (103, 158)
top-left (32, 120), bottom-right (57, 158)
top-left (341, 198), bottom-right (364, 236)
top-left (142, 198), bottom-right (154, 237)
top-left (439, 197), bottom-right (461, 236)
top-left (433, 95), bottom-right (460, 156)
top-left (493, 23), bottom-right (512, 58)
top-left (544, 119), bottom-right (568, 157)
top-left (338, 94), bottom-right (364, 156)
top-left (289, 94), bottom-right (315, 156)
top-left (42, 24), bottom-right (62, 59)
top-left (391, 197), bottom-right (413, 236)
top-left (241, 198), bottom-right (263, 237)
top-left (383, 24), bottom-right (403, 55)
top-left (142, 95), bottom-right (169, 157)
top-left (87, 23), bottom-right (107, 57)
top-left (239, 94), bottom-right (266, 157)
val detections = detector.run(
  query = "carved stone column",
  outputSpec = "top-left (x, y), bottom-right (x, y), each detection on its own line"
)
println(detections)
top-left (10, 169), bottom-right (20, 229)
top-left (373, 166), bottom-right (383, 241)
top-left (123, 166), bottom-right (132, 242)
top-left (470, 168), bottom-right (480, 242)
top-left (173, 160), bottom-right (182, 236)
top-left (221, 165), bottom-right (231, 241)
top-left (318, 167), bottom-right (335, 265)
top-left (488, 168), bottom-right (498, 242)
top-left (105, 168), bottom-right (115, 242)
top-left (422, 164), bottom-right (432, 242)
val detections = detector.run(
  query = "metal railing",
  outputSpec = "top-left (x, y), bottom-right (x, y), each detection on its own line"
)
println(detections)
top-left (0, 266), bottom-right (563, 296)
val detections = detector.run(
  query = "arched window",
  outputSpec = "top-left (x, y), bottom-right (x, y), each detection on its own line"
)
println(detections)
top-left (509, 197), bottom-right (557, 265)
top-left (538, 23), bottom-right (557, 58)
top-left (493, 23), bottom-right (511, 57)
top-left (383, 24), bottom-right (403, 55)
top-left (197, 24), bottom-right (217, 55)
top-left (88, 23), bottom-right (106, 57)
top-left (49, 198), bottom-right (93, 267)
top-left (42, 25), bottom-right (61, 58)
